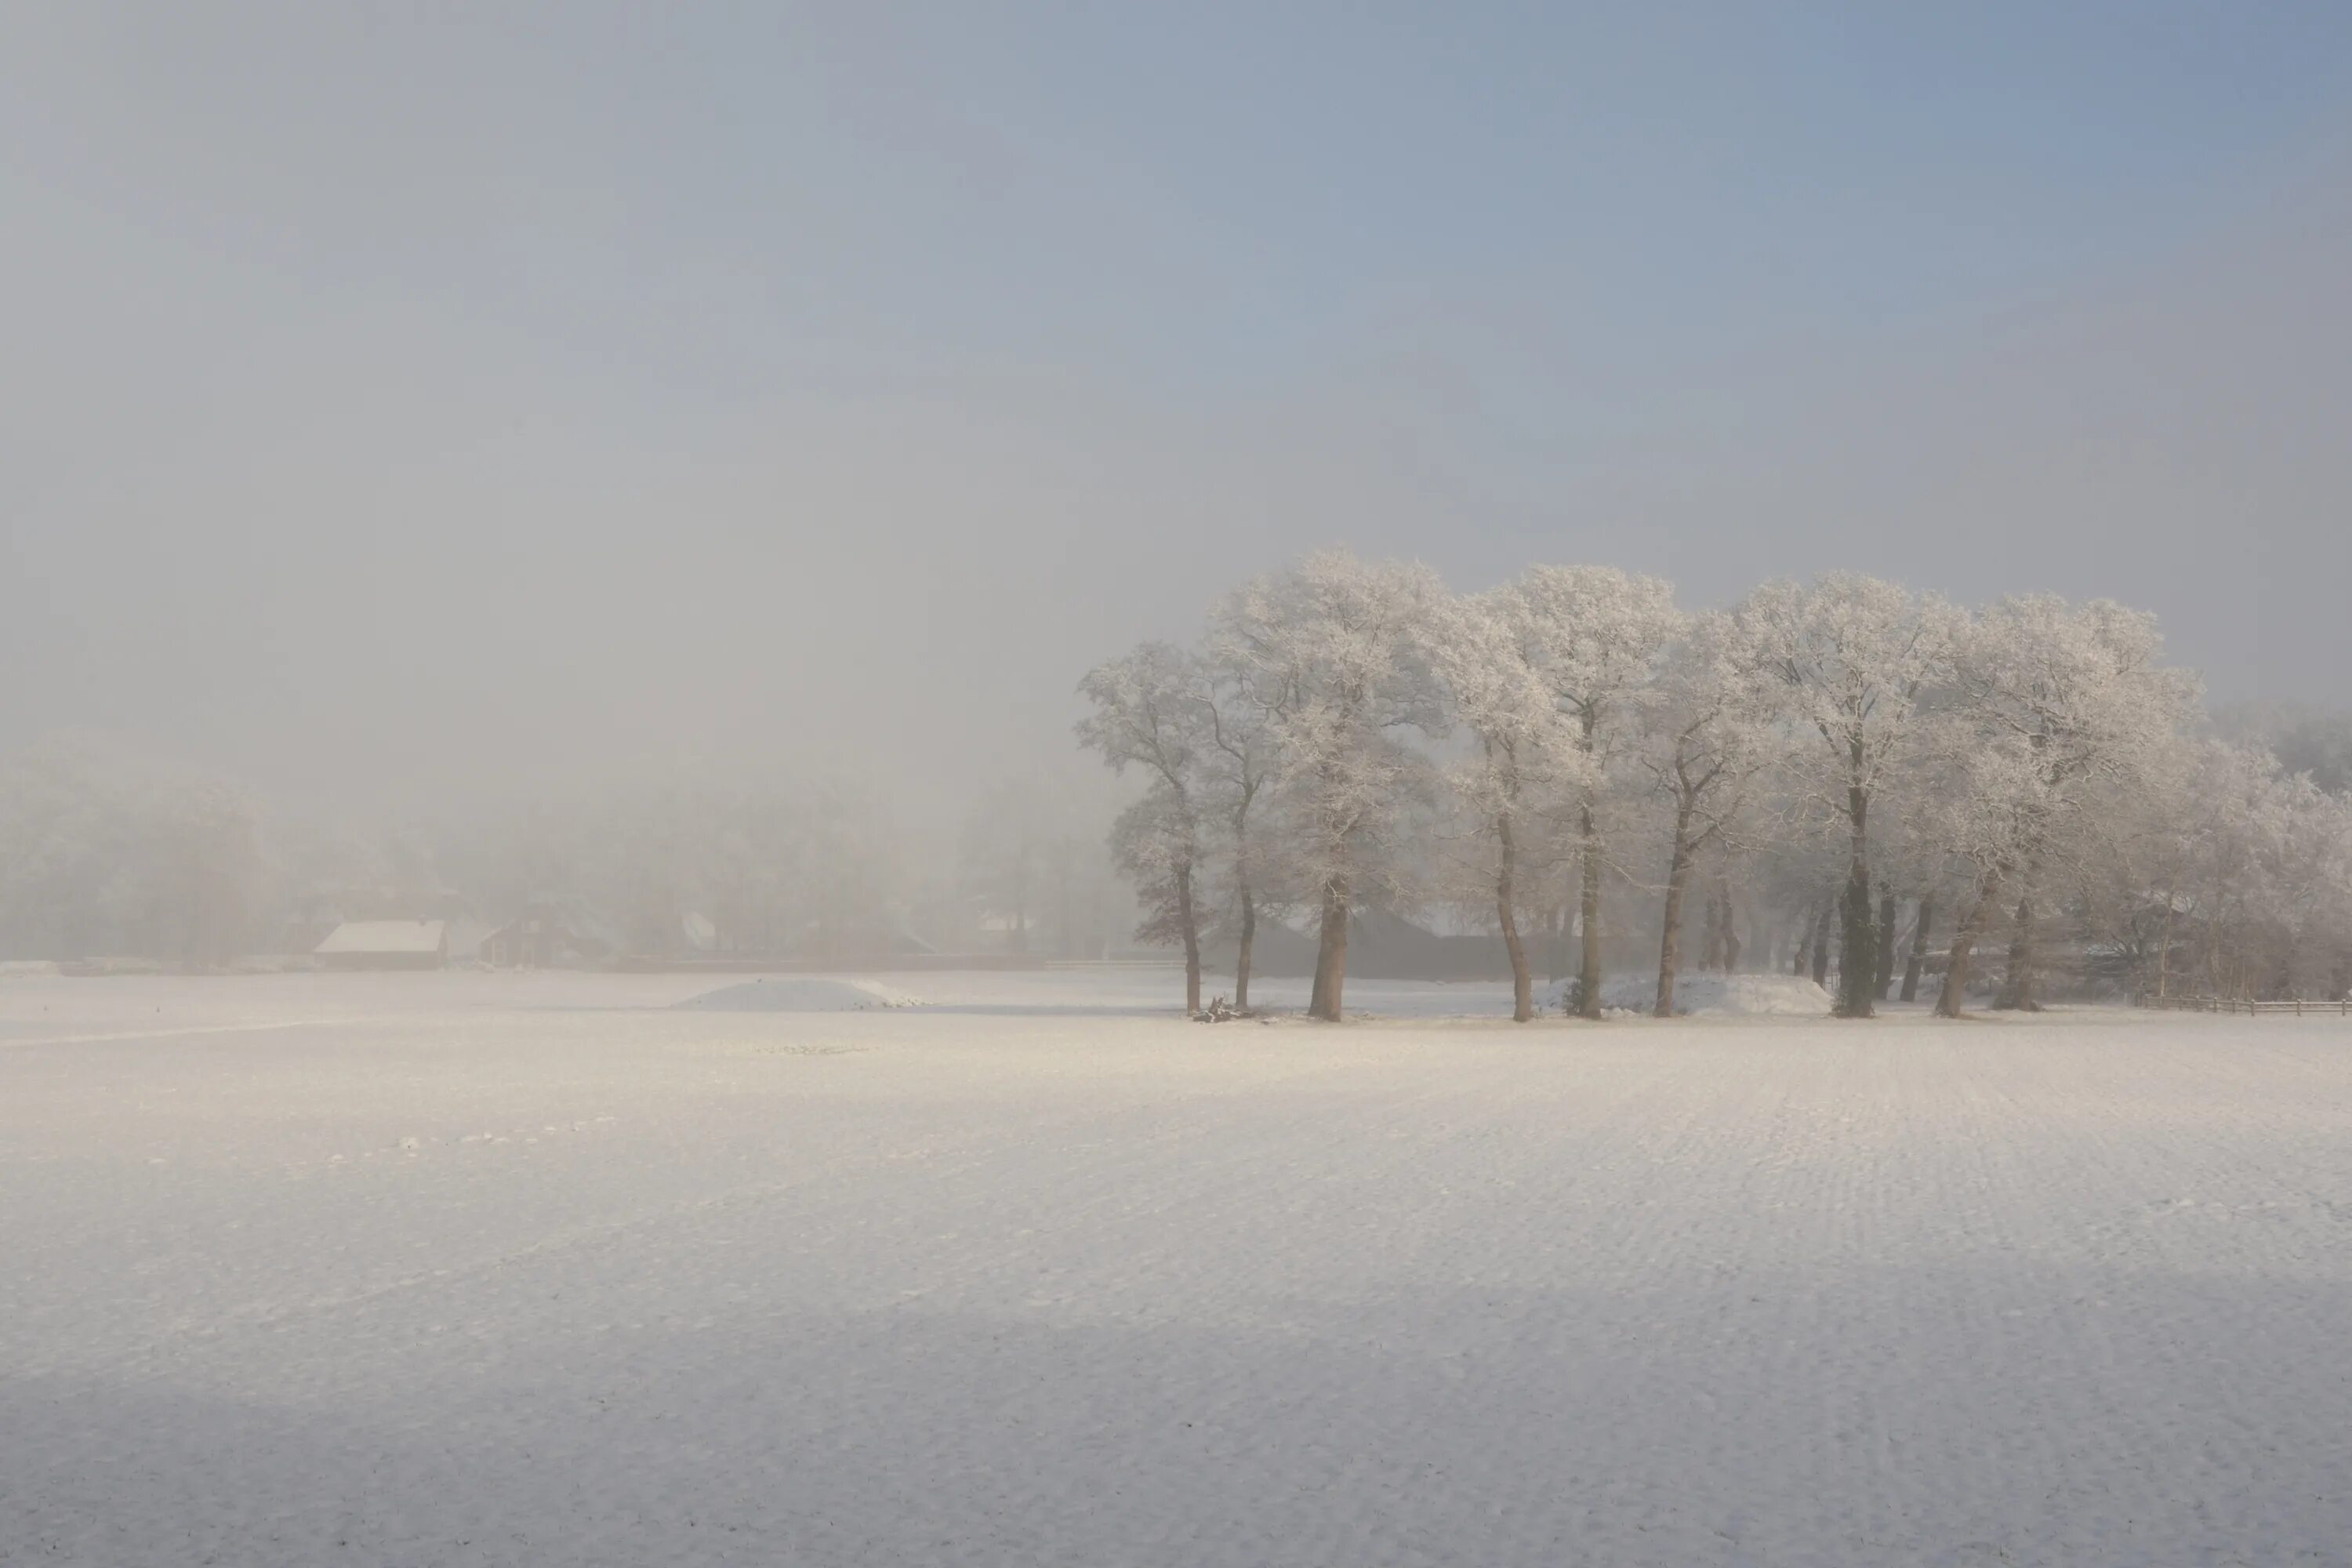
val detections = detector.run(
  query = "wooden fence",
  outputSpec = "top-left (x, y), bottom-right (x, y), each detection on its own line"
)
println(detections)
top-left (2139, 994), bottom-right (2352, 1016)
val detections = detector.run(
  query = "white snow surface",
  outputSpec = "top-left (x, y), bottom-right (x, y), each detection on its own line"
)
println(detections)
top-left (675, 975), bottom-right (920, 1011)
top-left (5, 967), bottom-right (2350, 1566)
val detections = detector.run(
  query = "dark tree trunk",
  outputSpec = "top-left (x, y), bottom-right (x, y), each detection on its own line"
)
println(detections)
top-left (1233, 881), bottom-right (1255, 1012)
top-left (1994, 892), bottom-right (2041, 1011)
top-left (1874, 889), bottom-right (1899, 1000)
top-left (1308, 883), bottom-right (1348, 1022)
top-left (1577, 807), bottom-right (1604, 1019)
top-left (2153, 898), bottom-right (2175, 1002)
top-left (1175, 862), bottom-right (1202, 1016)
top-left (1496, 811), bottom-right (1533, 1022)
top-left (1835, 785), bottom-right (1876, 1018)
top-left (1936, 870), bottom-right (2003, 1018)
top-left (1655, 803), bottom-right (1697, 1018)
top-left (1900, 895), bottom-right (1933, 1003)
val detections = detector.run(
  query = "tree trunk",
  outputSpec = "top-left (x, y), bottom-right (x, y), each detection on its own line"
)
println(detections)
top-left (1497, 811), bottom-right (1533, 1022)
top-left (1874, 889), bottom-right (1899, 1000)
top-left (1175, 862), bottom-right (1202, 1016)
top-left (1835, 786), bottom-right (1876, 1018)
top-left (1233, 880), bottom-right (1255, 1011)
top-left (1936, 870), bottom-right (2003, 1018)
top-left (2153, 898), bottom-right (2173, 1002)
top-left (1655, 804), bottom-right (1696, 1018)
top-left (1308, 882), bottom-right (1348, 1022)
top-left (1577, 804), bottom-right (1604, 1019)
top-left (1704, 883), bottom-right (1737, 971)
top-left (1900, 895), bottom-right (1933, 1003)
top-left (1994, 891), bottom-right (2040, 1011)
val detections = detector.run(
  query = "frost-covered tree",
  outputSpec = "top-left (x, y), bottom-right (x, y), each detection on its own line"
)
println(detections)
top-left (1213, 551), bottom-right (1445, 1021)
top-left (1421, 588), bottom-right (1575, 1020)
top-left (1105, 784), bottom-right (1206, 1003)
top-left (1638, 609), bottom-right (1782, 1016)
top-left (1077, 643), bottom-right (1214, 1013)
top-left (1740, 575), bottom-right (1962, 1018)
top-left (1871, 742), bottom-right (1979, 1004)
top-left (1937, 597), bottom-right (2198, 1012)
top-left (1501, 567), bottom-right (1680, 1018)
top-left (2143, 741), bottom-right (2352, 1003)
top-left (1199, 658), bottom-right (1278, 1010)
top-left (1923, 735), bottom-right (2049, 1016)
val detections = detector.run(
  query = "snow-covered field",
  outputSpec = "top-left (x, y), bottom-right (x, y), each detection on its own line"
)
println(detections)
top-left (5, 969), bottom-right (2349, 1566)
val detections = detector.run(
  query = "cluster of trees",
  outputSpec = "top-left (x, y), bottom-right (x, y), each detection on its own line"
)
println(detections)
top-left (1078, 553), bottom-right (2352, 1022)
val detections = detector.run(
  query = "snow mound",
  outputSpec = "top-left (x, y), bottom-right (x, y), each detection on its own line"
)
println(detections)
top-left (1541, 971), bottom-right (1835, 1017)
top-left (676, 978), bottom-right (920, 1013)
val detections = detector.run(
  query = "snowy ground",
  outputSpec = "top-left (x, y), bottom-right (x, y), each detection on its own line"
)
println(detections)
top-left (4, 970), bottom-right (2349, 1566)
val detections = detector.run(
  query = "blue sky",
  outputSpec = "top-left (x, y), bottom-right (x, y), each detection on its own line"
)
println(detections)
top-left (4, 5), bottom-right (2350, 805)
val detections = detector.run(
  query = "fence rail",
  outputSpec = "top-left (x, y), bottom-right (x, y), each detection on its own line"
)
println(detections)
top-left (2139, 994), bottom-right (2351, 1016)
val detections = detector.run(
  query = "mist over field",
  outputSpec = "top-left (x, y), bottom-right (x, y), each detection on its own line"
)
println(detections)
top-left (5, 9), bottom-right (2350, 862)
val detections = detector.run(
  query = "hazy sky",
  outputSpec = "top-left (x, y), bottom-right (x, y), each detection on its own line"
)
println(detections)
top-left (5, 5), bottom-right (2349, 818)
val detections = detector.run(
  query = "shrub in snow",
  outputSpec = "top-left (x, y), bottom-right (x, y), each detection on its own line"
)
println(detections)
top-left (1541, 972), bottom-right (1834, 1018)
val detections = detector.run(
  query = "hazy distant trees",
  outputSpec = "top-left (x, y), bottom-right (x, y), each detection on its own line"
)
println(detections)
top-left (958, 779), bottom-right (1052, 955)
top-left (447, 775), bottom-right (904, 960)
top-left (0, 741), bottom-right (268, 965)
top-left (1080, 552), bottom-right (2352, 1019)
top-left (2220, 703), bottom-right (2352, 797)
